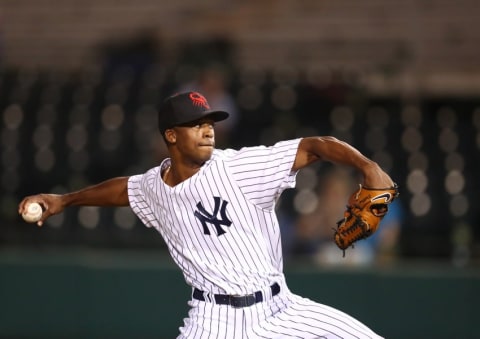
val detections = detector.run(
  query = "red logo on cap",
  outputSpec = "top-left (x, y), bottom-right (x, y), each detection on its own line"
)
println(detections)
top-left (189, 92), bottom-right (210, 109)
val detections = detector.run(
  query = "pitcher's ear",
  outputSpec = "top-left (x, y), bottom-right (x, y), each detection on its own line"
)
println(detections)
top-left (164, 128), bottom-right (176, 144)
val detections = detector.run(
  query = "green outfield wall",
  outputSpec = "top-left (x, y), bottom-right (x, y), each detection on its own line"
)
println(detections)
top-left (0, 249), bottom-right (478, 339)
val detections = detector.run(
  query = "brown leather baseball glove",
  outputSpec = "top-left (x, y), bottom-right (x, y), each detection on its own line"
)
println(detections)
top-left (334, 183), bottom-right (399, 256)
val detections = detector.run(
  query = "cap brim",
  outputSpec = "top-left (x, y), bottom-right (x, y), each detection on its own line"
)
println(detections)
top-left (161, 109), bottom-right (230, 132)
top-left (202, 110), bottom-right (229, 122)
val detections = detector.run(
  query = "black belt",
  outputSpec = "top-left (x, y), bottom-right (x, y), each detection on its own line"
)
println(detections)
top-left (193, 283), bottom-right (280, 308)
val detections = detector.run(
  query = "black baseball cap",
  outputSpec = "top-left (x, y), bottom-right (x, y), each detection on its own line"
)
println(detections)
top-left (158, 91), bottom-right (229, 133)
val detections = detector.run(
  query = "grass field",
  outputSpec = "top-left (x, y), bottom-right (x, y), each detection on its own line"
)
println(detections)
top-left (1, 247), bottom-right (478, 338)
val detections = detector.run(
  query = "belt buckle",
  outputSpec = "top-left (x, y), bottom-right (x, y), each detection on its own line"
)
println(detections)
top-left (231, 293), bottom-right (256, 308)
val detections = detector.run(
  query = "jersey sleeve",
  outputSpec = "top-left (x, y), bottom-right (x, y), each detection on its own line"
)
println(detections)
top-left (127, 168), bottom-right (160, 228)
top-left (225, 138), bottom-right (302, 210)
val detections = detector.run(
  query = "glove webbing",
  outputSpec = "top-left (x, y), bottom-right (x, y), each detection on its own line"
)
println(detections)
top-left (335, 209), bottom-right (372, 257)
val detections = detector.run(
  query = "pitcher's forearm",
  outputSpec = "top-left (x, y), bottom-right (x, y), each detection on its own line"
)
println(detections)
top-left (295, 137), bottom-right (394, 188)
top-left (62, 176), bottom-right (130, 207)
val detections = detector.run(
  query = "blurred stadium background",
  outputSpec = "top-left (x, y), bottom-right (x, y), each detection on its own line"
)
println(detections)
top-left (1, 1), bottom-right (479, 338)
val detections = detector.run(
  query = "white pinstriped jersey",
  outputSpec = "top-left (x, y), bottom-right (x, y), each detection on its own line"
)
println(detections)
top-left (127, 138), bottom-right (301, 295)
top-left (128, 137), bottom-right (384, 338)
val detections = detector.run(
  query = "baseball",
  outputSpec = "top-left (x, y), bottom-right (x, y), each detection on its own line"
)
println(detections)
top-left (22, 202), bottom-right (43, 223)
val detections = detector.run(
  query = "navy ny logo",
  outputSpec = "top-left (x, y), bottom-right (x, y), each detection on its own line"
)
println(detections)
top-left (194, 197), bottom-right (232, 236)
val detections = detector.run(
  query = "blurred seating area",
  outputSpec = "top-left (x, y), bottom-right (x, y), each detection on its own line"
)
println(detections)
top-left (2, 0), bottom-right (479, 75)
top-left (0, 0), bottom-right (479, 265)
top-left (1, 63), bottom-right (479, 265)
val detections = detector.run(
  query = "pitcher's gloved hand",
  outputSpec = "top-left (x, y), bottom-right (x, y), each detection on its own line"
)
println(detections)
top-left (334, 183), bottom-right (399, 256)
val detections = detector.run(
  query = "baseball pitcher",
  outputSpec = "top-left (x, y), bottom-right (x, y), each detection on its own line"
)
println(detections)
top-left (19, 92), bottom-right (397, 338)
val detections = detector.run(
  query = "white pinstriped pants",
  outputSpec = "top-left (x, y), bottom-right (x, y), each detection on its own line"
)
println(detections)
top-left (177, 283), bottom-right (383, 339)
